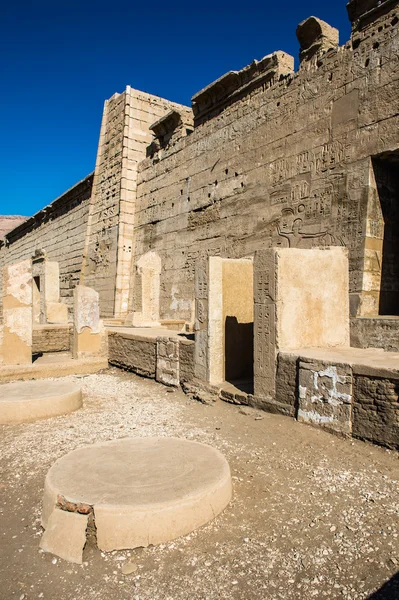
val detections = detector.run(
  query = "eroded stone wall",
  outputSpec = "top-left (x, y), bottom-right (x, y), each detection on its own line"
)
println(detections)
top-left (81, 87), bottom-right (189, 318)
top-left (132, 3), bottom-right (399, 325)
top-left (0, 175), bottom-right (93, 317)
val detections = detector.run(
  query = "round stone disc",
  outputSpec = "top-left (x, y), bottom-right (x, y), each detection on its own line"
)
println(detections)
top-left (42, 437), bottom-right (232, 552)
top-left (0, 380), bottom-right (82, 424)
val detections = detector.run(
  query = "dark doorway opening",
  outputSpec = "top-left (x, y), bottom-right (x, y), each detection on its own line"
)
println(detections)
top-left (224, 316), bottom-right (254, 394)
top-left (373, 153), bottom-right (399, 315)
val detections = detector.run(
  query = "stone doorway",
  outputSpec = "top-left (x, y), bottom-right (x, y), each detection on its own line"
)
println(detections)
top-left (372, 153), bottom-right (399, 315)
top-left (207, 257), bottom-right (254, 393)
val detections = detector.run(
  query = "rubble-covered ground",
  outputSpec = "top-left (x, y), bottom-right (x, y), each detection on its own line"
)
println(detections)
top-left (1, 368), bottom-right (398, 600)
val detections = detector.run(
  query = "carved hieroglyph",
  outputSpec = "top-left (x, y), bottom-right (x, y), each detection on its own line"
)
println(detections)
top-left (1, 259), bottom-right (33, 365)
top-left (72, 285), bottom-right (106, 359)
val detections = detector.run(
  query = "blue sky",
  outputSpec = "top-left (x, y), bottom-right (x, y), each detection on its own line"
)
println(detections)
top-left (0, 0), bottom-right (352, 217)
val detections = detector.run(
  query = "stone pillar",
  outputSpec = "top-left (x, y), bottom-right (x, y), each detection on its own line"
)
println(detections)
top-left (73, 285), bottom-right (106, 359)
top-left (253, 247), bottom-right (350, 400)
top-left (32, 251), bottom-right (68, 324)
top-left (130, 251), bottom-right (161, 326)
top-left (1, 259), bottom-right (32, 365)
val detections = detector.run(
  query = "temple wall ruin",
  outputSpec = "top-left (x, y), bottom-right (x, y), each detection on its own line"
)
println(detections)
top-left (0, 174), bottom-right (93, 317)
top-left (131, 4), bottom-right (399, 325)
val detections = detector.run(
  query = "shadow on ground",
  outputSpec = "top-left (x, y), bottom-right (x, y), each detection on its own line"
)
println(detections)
top-left (367, 572), bottom-right (399, 599)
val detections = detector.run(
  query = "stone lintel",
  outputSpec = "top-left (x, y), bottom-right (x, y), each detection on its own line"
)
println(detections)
top-left (191, 51), bottom-right (294, 125)
top-left (296, 16), bottom-right (339, 63)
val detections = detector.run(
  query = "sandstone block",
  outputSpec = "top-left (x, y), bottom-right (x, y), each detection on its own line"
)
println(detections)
top-left (296, 16), bottom-right (339, 63)
top-left (40, 509), bottom-right (88, 565)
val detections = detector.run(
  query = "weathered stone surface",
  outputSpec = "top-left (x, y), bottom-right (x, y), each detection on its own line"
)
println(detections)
top-left (192, 51), bottom-right (294, 126)
top-left (73, 285), bottom-right (107, 359)
top-left (40, 509), bottom-right (88, 565)
top-left (275, 353), bottom-right (298, 410)
top-left (298, 359), bottom-right (353, 435)
top-left (296, 17), bottom-right (339, 63)
top-left (156, 336), bottom-right (180, 387)
top-left (353, 375), bottom-right (399, 448)
top-left (108, 330), bottom-right (157, 378)
top-left (254, 247), bottom-right (349, 398)
top-left (33, 325), bottom-right (71, 354)
top-left (1, 259), bottom-right (32, 365)
top-left (32, 254), bottom-right (69, 324)
top-left (179, 338), bottom-right (195, 383)
top-left (350, 317), bottom-right (399, 352)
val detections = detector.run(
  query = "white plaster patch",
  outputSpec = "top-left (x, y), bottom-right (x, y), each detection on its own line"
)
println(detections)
top-left (298, 409), bottom-right (335, 425)
top-left (6, 259), bottom-right (32, 305)
top-left (4, 307), bottom-right (33, 346)
top-left (299, 385), bottom-right (307, 400)
top-left (312, 366), bottom-right (351, 407)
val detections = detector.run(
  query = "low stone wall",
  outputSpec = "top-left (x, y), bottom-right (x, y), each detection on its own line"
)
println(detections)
top-left (108, 332), bottom-right (157, 378)
top-left (350, 317), bottom-right (399, 352)
top-left (33, 325), bottom-right (71, 354)
top-left (274, 351), bottom-right (399, 450)
top-left (108, 330), bottom-right (195, 385)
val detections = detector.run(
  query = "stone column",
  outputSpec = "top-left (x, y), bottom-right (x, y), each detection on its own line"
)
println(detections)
top-left (73, 285), bottom-right (106, 359)
top-left (1, 259), bottom-right (33, 365)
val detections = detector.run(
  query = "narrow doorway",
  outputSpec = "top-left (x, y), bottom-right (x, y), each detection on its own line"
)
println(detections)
top-left (373, 154), bottom-right (399, 315)
top-left (207, 257), bottom-right (254, 393)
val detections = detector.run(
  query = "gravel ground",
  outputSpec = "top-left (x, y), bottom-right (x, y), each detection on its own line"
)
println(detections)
top-left (0, 368), bottom-right (398, 600)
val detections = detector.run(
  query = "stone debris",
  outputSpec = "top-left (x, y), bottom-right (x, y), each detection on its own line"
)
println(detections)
top-left (0, 370), bottom-right (397, 599)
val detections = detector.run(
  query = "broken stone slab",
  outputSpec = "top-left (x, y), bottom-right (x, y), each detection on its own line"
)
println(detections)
top-left (41, 437), bottom-right (232, 558)
top-left (40, 509), bottom-right (88, 565)
top-left (296, 16), bottom-right (339, 63)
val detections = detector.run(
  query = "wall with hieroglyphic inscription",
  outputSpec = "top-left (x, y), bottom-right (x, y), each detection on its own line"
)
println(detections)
top-left (81, 87), bottom-right (189, 319)
top-left (132, 2), bottom-right (399, 325)
top-left (0, 174), bottom-right (93, 318)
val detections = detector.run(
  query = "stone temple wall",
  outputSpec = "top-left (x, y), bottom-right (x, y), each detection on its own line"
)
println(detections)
top-left (131, 1), bottom-right (399, 324)
top-left (1, 0), bottom-right (399, 335)
top-left (0, 174), bottom-right (93, 317)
